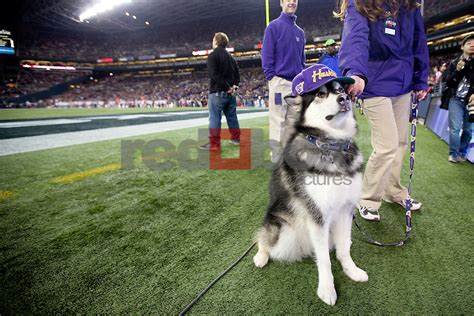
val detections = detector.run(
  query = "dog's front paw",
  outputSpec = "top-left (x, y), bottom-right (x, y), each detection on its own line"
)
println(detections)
top-left (317, 284), bottom-right (337, 306)
top-left (253, 252), bottom-right (269, 268)
top-left (344, 266), bottom-right (368, 282)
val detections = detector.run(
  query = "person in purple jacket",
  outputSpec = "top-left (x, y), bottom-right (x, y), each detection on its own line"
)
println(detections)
top-left (262, 0), bottom-right (305, 163)
top-left (337, 0), bottom-right (429, 221)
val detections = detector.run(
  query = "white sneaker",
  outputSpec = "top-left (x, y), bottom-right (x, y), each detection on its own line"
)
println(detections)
top-left (358, 205), bottom-right (380, 221)
top-left (397, 198), bottom-right (422, 211)
top-left (448, 155), bottom-right (458, 163)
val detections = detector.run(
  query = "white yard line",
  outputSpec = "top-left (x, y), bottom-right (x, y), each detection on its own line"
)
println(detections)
top-left (0, 119), bottom-right (92, 128)
top-left (0, 111), bottom-right (268, 156)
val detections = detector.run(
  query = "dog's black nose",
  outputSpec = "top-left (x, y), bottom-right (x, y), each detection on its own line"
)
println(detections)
top-left (337, 94), bottom-right (349, 105)
top-left (337, 94), bottom-right (351, 112)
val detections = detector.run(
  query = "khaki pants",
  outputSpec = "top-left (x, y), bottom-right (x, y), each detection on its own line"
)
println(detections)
top-left (268, 76), bottom-right (297, 162)
top-left (360, 93), bottom-right (412, 209)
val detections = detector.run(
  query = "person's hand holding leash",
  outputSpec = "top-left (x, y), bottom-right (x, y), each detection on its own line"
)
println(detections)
top-left (347, 75), bottom-right (365, 100)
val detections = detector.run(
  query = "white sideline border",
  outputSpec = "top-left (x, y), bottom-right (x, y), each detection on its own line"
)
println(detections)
top-left (0, 112), bottom-right (268, 156)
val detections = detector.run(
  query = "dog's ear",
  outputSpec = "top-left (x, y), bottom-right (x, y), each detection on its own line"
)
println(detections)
top-left (284, 95), bottom-right (302, 111)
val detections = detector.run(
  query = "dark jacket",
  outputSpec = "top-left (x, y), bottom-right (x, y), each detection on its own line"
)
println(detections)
top-left (207, 46), bottom-right (240, 93)
top-left (441, 55), bottom-right (474, 110)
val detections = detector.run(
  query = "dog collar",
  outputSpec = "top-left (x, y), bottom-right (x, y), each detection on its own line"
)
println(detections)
top-left (304, 134), bottom-right (352, 152)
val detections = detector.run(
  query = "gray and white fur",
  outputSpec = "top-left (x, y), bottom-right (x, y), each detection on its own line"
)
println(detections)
top-left (253, 81), bottom-right (368, 306)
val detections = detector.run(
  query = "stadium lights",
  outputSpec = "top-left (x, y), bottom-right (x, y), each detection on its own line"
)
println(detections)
top-left (22, 64), bottom-right (76, 71)
top-left (441, 36), bottom-right (454, 42)
top-left (125, 12), bottom-right (130, 16)
top-left (145, 21), bottom-right (150, 25)
top-left (132, 15), bottom-right (137, 19)
top-left (79, 0), bottom-right (132, 22)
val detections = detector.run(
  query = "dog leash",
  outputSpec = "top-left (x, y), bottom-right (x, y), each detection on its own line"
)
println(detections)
top-left (353, 93), bottom-right (418, 247)
top-left (179, 242), bottom-right (256, 315)
top-left (355, 98), bottom-right (364, 115)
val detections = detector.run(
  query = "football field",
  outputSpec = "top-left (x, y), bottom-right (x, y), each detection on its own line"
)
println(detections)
top-left (0, 107), bottom-right (206, 121)
top-left (0, 111), bottom-right (473, 314)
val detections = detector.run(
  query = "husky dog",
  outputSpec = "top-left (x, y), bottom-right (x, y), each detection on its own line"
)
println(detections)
top-left (254, 65), bottom-right (368, 306)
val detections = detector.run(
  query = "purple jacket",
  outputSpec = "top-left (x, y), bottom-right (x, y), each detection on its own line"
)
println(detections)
top-left (262, 12), bottom-right (306, 82)
top-left (339, 0), bottom-right (429, 99)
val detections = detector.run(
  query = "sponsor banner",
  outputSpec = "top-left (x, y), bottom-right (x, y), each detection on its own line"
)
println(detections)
top-left (138, 55), bottom-right (155, 61)
top-left (192, 47), bottom-right (234, 56)
top-left (97, 58), bottom-right (114, 63)
top-left (118, 56), bottom-right (135, 62)
top-left (0, 47), bottom-right (14, 54)
top-left (0, 29), bottom-right (15, 55)
top-left (160, 53), bottom-right (177, 58)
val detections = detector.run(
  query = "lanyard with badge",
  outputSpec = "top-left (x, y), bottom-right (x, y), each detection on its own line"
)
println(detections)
top-left (384, 11), bottom-right (397, 36)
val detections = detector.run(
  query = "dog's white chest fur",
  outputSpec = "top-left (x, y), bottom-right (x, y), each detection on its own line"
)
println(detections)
top-left (304, 172), bottom-right (362, 217)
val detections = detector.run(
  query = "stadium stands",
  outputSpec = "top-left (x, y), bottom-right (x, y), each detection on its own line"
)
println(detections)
top-left (44, 68), bottom-right (267, 108)
top-left (424, 0), bottom-right (469, 19)
top-left (1, 0), bottom-right (469, 108)
top-left (17, 0), bottom-right (468, 61)
top-left (16, 69), bottom-right (91, 95)
top-left (18, 4), bottom-right (344, 61)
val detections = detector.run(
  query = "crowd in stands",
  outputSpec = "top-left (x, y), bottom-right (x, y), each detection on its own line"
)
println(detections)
top-left (16, 70), bottom-right (91, 95)
top-left (238, 68), bottom-right (267, 101)
top-left (297, 11), bottom-right (343, 40)
top-left (1, 49), bottom-right (461, 108)
top-left (2, 48), bottom-right (462, 108)
top-left (0, 81), bottom-right (23, 99)
top-left (3, 0), bottom-right (469, 108)
top-left (20, 14), bottom-right (269, 61)
top-left (18, 0), bottom-right (468, 61)
top-left (38, 67), bottom-right (268, 108)
top-left (19, 4), bottom-right (342, 61)
top-left (424, 0), bottom-right (469, 20)
top-left (427, 53), bottom-right (459, 95)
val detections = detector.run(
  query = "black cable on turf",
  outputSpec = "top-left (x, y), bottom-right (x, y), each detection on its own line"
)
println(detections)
top-left (353, 215), bottom-right (411, 247)
top-left (179, 242), bottom-right (256, 316)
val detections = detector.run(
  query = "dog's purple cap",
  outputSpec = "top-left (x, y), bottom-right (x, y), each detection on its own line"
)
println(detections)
top-left (292, 64), bottom-right (355, 96)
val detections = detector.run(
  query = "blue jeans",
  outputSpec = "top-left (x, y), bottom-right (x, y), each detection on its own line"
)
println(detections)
top-left (448, 97), bottom-right (473, 158)
top-left (208, 92), bottom-right (240, 146)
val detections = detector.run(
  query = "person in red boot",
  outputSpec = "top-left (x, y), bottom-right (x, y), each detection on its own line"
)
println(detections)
top-left (199, 32), bottom-right (241, 151)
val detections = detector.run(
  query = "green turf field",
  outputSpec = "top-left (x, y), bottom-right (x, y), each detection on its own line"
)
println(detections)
top-left (0, 114), bottom-right (473, 313)
top-left (0, 107), bottom-right (207, 120)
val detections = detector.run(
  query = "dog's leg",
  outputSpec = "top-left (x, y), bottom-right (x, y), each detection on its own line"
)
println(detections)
top-left (253, 226), bottom-right (273, 268)
top-left (332, 210), bottom-right (368, 282)
top-left (307, 222), bottom-right (337, 306)
top-left (253, 242), bottom-right (270, 268)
